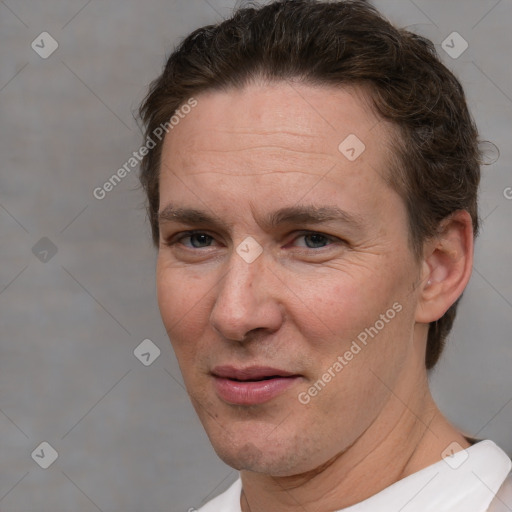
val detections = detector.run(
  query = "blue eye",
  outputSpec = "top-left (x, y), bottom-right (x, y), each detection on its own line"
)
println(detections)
top-left (292, 232), bottom-right (336, 249)
top-left (180, 232), bottom-right (215, 248)
top-left (301, 233), bottom-right (332, 248)
top-left (165, 231), bottom-right (340, 252)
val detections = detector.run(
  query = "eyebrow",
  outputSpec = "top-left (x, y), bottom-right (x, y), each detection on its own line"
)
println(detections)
top-left (158, 204), bottom-right (366, 232)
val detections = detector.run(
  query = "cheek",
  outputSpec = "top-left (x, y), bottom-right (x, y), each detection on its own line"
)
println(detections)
top-left (289, 283), bottom-right (412, 446)
top-left (288, 268), bottom-right (396, 349)
top-left (156, 261), bottom-right (214, 359)
top-left (294, 269), bottom-right (415, 392)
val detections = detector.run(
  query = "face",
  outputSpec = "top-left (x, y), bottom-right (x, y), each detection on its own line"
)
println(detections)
top-left (156, 81), bottom-right (424, 476)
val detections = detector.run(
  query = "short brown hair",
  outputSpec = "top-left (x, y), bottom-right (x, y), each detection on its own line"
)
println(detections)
top-left (138, 0), bottom-right (481, 369)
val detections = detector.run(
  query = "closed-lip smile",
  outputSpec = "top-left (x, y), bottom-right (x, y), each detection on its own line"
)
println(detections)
top-left (211, 365), bottom-right (302, 405)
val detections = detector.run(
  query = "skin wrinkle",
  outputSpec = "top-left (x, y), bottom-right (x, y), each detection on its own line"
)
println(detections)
top-left (156, 81), bottom-right (473, 512)
top-left (181, 146), bottom-right (334, 156)
top-left (173, 162), bottom-right (340, 179)
top-left (164, 170), bottom-right (337, 178)
top-left (207, 130), bottom-right (320, 139)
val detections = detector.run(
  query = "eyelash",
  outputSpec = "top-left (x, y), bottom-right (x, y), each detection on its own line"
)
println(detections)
top-left (165, 230), bottom-right (342, 250)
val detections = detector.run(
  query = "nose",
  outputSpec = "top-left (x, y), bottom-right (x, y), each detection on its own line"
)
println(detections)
top-left (209, 247), bottom-right (284, 342)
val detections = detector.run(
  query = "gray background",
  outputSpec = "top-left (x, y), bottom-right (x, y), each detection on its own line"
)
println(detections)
top-left (0, 0), bottom-right (510, 510)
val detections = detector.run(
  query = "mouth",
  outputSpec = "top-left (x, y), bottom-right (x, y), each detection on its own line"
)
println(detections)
top-left (211, 365), bottom-right (302, 405)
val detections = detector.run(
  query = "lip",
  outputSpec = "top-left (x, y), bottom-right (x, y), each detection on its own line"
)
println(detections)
top-left (211, 365), bottom-right (301, 405)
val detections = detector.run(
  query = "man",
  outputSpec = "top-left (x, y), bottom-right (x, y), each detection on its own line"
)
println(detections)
top-left (138, 1), bottom-right (511, 510)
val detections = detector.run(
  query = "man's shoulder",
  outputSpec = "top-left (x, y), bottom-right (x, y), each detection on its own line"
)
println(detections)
top-left (196, 477), bottom-right (242, 512)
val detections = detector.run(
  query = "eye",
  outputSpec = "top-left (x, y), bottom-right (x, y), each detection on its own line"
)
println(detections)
top-left (170, 231), bottom-right (217, 249)
top-left (163, 230), bottom-right (343, 252)
top-left (291, 232), bottom-right (338, 249)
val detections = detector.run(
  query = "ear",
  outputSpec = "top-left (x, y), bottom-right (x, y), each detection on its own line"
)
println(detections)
top-left (415, 210), bottom-right (474, 324)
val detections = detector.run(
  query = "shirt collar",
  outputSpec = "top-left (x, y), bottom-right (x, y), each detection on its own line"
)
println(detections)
top-left (339, 440), bottom-right (511, 512)
top-left (204, 440), bottom-right (511, 512)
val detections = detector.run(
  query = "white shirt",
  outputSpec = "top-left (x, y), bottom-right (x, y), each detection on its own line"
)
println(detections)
top-left (197, 440), bottom-right (512, 512)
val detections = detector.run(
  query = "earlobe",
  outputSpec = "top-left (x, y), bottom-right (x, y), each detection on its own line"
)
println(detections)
top-left (415, 210), bottom-right (474, 324)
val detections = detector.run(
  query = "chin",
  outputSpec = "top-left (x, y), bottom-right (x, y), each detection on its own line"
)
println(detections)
top-left (189, 393), bottom-right (334, 476)
top-left (215, 440), bottom-right (267, 471)
top-left (209, 432), bottom-right (318, 476)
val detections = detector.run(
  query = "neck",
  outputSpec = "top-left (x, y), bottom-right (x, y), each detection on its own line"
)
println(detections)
top-left (239, 357), bottom-right (470, 512)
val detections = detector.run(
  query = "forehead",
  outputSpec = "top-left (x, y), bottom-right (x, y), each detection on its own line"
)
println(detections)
top-left (157, 82), bottom-right (406, 237)
top-left (161, 81), bottom-right (395, 179)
